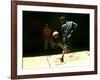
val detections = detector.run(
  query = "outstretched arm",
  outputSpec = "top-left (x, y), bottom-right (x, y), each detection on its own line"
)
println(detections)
top-left (66, 22), bottom-right (78, 38)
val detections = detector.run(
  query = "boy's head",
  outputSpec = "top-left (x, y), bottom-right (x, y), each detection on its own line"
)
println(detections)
top-left (59, 16), bottom-right (66, 24)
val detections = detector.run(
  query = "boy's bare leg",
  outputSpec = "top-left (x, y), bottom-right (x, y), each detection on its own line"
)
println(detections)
top-left (58, 42), bottom-right (64, 49)
top-left (60, 50), bottom-right (64, 62)
top-left (57, 43), bottom-right (70, 62)
top-left (57, 43), bottom-right (65, 62)
top-left (60, 48), bottom-right (69, 62)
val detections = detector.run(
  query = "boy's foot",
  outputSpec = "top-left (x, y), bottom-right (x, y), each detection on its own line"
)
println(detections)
top-left (60, 57), bottom-right (64, 62)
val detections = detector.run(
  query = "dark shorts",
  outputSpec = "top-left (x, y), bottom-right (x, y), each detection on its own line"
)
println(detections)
top-left (63, 37), bottom-right (71, 48)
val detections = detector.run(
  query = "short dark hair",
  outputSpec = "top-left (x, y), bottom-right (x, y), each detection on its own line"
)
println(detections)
top-left (60, 16), bottom-right (66, 20)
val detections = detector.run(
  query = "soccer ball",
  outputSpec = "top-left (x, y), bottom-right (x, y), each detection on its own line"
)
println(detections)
top-left (53, 31), bottom-right (59, 39)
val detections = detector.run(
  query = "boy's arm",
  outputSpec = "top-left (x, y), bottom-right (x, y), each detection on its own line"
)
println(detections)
top-left (66, 22), bottom-right (78, 38)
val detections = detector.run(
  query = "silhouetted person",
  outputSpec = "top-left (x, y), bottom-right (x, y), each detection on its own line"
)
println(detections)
top-left (42, 24), bottom-right (55, 52)
top-left (53, 16), bottom-right (77, 62)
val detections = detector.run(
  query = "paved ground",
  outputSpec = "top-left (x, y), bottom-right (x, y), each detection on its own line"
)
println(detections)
top-left (23, 51), bottom-right (89, 69)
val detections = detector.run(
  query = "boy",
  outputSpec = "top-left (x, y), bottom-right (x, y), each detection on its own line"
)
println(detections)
top-left (53, 16), bottom-right (77, 62)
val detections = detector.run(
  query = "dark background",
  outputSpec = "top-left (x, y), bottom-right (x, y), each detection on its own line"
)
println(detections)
top-left (23, 11), bottom-right (89, 57)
